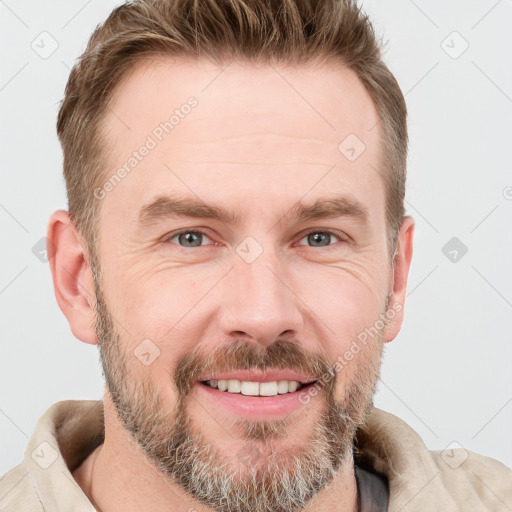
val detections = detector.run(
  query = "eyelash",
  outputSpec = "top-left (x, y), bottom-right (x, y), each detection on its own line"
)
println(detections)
top-left (164, 229), bottom-right (346, 249)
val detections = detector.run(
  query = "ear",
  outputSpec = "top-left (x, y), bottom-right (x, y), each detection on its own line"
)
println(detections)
top-left (47, 210), bottom-right (98, 345)
top-left (382, 216), bottom-right (414, 343)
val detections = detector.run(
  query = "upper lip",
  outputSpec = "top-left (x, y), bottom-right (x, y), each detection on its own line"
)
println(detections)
top-left (198, 370), bottom-right (318, 384)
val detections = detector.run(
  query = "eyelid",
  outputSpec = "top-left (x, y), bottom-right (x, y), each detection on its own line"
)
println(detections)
top-left (295, 229), bottom-right (347, 247)
top-left (163, 227), bottom-right (349, 249)
top-left (163, 228), bottom-right (216, 247)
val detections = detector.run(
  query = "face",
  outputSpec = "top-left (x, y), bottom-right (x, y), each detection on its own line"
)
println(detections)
top-left (90, 57), bottom-right (400, 512)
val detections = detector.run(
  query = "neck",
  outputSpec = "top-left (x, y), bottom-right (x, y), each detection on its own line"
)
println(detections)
top-left (73, 395), bottom-right (358, 512)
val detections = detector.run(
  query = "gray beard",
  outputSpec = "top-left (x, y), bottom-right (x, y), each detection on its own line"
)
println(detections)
top-left (92, 270), bottom-right (382, 512)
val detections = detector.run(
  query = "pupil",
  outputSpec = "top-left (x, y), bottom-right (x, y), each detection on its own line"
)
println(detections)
top-left (309, 232), bottom-right (329, 246)
top-left (180, 233), bottom-right (201, 247)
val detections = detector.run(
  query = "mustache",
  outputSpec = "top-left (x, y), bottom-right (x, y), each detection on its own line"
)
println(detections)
top-left (174, 339), bottom-right (336, 397)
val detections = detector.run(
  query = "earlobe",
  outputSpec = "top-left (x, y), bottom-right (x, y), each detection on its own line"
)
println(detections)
top-left (47, 210), bottom-right (98, 345)
top-left (383, 216), bottom-right (415, 343)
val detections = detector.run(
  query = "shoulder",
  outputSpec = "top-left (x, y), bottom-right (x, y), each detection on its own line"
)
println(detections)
top-left (430, 447), bottom-right (512, 509)
top-left (0, 399), bottom-right (102, 512)
top-left (0, 464), bottom-right (45, 511)
top-left (356, 407), bottom-right (512, 511)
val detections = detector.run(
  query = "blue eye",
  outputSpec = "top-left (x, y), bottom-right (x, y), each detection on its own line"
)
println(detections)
top-left (297, 231), bottom-right (341, 247)
top-left (168, 231), bottom-right (213, 248)
top-left (165, 229), bottom-right (343, 249)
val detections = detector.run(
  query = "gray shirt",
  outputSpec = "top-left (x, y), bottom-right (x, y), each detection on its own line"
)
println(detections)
top-left (355, 463), bottom-right (389, 511)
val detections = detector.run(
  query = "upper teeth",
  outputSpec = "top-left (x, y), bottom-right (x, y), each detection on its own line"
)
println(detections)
top-left (205, 379), bottom-right (304, 396)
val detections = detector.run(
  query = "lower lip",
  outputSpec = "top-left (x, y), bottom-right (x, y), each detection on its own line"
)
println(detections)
top-left (196, 382), bottom-right (317, 419)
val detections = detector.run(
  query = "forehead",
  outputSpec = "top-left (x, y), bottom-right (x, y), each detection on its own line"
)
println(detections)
top-left (98, 56), bottom-right (384, 226)
top-left (104, 55), bottom-right (381, 150)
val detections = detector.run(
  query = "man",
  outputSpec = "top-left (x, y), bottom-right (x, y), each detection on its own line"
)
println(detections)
top-left (1, 0), bottom-right (510, 511)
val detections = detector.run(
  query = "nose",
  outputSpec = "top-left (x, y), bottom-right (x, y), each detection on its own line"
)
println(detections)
top-left (218, 249), bottom-right (304, 348)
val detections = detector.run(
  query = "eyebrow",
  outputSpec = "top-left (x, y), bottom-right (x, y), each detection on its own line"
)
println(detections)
top-left (138, 193), bottom-right (369, 227)
top-left (289, 196), bottom-right (368, 224)
top-left (138, 195), bottom-right (241, 226)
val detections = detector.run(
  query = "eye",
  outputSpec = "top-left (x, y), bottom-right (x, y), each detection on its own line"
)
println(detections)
top-left (164, 229), bottom-right (344, 250)
top-left (166, 230), bottom-right (214, 248)
top-left (296, 230), bottom-right (342, 248)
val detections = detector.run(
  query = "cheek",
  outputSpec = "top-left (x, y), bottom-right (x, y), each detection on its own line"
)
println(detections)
top-left (301, 263), bottom-right (388, 337)
top-left (109, 262), bottom-right (203, 332)
top-left (298, 267), bottom-right (386, 397)
top-left (115, 261), bottom-right (387, 348)
top-left (107, 269), bottom-right (216, 388)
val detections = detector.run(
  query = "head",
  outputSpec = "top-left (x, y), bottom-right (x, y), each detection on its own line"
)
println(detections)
top-left (48, 1), bottom-right (414, 511)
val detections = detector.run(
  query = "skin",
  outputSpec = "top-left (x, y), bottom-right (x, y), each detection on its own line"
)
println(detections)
top-left (48, 56), bottom-right (414, 512)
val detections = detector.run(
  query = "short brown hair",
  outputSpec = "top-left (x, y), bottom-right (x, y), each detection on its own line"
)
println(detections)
top-left (57, 0), bottom-right (407, 262)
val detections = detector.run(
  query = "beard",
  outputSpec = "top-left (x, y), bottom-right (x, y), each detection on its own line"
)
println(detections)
top-left (91, 265), bottom-right (383, 512)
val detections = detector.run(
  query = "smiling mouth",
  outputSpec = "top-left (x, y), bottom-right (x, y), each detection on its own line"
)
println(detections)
top-left (200, 379), bottom-right (318, 397)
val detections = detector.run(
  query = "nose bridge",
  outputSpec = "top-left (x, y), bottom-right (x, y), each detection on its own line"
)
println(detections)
top-left (218, 240), bottom-right (303, 346)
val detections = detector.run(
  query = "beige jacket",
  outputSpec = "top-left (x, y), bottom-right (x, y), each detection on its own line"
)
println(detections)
top-left (0, 400), bottom-right (510, 511)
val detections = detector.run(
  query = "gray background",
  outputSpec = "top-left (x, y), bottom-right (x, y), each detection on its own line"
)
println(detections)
top-left (1, 0), bottom-right (511, 478)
